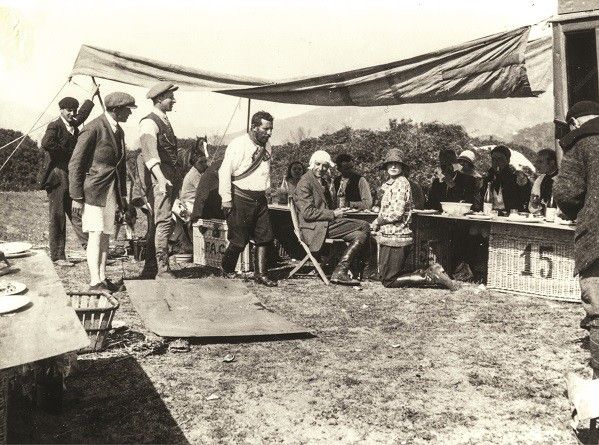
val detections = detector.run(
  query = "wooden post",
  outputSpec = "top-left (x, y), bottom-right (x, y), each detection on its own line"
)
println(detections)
top-left (91, 76), bottom-right (105, 112)
top-left (246, 99), bottom-right (251, 133)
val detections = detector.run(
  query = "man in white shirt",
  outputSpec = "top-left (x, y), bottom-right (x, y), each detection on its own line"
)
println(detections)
top-left (218, 111), bottom-right (277, 286)
top-left (139, 81), bottom-right (180, 279)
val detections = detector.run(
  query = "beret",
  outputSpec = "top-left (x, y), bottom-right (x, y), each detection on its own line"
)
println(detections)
top-left (104, 92), bottom-right (137, 109)
top-left (58, 97), bottom-right (79, 110)
top-left (565, 101), bottom-right (599, 121)
top-left (491, 145), bottom-right (511, 160)
top-left (146, 81), bottom-right (179, 100)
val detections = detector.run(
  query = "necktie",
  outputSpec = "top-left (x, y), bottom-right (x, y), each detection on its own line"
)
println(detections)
top-left (321, 179), bottom-right (334, 209)
top-left (115, 124), bottom-right (124, 151)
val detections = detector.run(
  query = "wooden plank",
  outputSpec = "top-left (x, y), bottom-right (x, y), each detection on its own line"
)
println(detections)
top-left (0, 251), bottom-right (89, 370)
top-left (559, 0), bottom-right (599, 15)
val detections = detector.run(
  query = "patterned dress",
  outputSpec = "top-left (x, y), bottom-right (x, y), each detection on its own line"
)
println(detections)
top-left (375, 176), bottom-right (414, 247)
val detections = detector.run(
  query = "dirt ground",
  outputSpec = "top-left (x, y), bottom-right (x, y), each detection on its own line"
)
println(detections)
top-left (0, 191), bottom-right (593, 444)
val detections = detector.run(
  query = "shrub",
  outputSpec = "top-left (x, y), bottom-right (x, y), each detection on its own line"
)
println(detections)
top-left (0, 128), bottom-right (42, 191)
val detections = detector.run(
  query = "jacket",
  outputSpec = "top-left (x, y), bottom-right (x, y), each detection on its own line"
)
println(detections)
top-left (294, 170), bottom-right (336, 252)
top-left (68, 115), bottom-right (127, 209)
top-left (554, 117), bottom-right (599, 275)
top-left (426, 171), bottom-right (482, 211)
top-left (481, 166), bottom-right (531, 212)
top-left (38, 100), bottom-right (94, 190)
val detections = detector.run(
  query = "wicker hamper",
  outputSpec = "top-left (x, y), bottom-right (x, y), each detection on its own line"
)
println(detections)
top-left (68, 292), bottom-right (120, 353)
top-left (192, 219), bottom-right (251, 272)
top-left (487, 224), bottom-right (580, 302)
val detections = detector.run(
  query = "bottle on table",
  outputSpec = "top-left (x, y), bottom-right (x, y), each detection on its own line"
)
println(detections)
top-left (483, 183), bottom-right (493, 215)
top-left (337, 190), bottom-right (347, 209)
top-left (545, 195), bottom-right (557, 222)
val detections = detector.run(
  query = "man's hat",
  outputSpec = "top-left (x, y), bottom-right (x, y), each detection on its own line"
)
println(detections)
top-left (380, 148), bottom-right (408, 170)
top-left (58, 97), bottom-right (79, 110)
top-left (565, 101), bottom-right (599, 121)
top-left (146, 81), bottom-right (179, 100)
top-left (104, 92), bottom-right (137, 109)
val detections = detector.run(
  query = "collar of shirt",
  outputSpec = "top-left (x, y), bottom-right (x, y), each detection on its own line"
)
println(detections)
top-left (60, 115), bottom-right (75, 134)
top-left (152, 106), bottom-right (169, 122)
top-left (104, 112), bottom-right (119, 133)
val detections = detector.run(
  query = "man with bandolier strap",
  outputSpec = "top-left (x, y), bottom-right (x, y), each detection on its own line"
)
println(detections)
top-left (218, 111), bottom-right (277, 287)
top-left (139, 81), bottom-right (180, 279)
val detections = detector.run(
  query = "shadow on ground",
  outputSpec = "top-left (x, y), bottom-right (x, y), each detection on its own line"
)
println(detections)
top-left (9, 356), bottom-right (188, 444)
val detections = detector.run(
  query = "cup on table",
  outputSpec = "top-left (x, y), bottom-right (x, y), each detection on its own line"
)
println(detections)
top-left (483, 202), bottom-right (493, 215)
top-left (545, 207), bottom-right (557, 223)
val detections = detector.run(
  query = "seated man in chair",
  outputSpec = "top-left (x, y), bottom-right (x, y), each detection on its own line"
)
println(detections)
top-left (294, 150), bottom-right (370, 285)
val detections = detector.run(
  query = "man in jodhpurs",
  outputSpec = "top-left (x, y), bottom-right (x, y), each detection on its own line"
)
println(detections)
top-left (139, 81), bottom-right (180, 279)
top-left (218, 111), bottom-right (277, 287)
top-left (554, 100), bottom-right (599, 375)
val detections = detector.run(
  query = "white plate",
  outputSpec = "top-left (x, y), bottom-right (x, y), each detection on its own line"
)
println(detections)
top-left (0, 241), bottom-right (33, 255)
top-left (468, 214), bottom-right (492, 220)
top-left (0, 294), bottom-right (31, 314)
top-left (5, 250), bottom-right (31, 259)
top-left (0, 280), bottom-right (27, 296)
top-left (413, 209), bottom-right (439, 214)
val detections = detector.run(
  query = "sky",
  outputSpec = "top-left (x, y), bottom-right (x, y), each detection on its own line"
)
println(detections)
top-left (0, 0), bottom-right (557, 146)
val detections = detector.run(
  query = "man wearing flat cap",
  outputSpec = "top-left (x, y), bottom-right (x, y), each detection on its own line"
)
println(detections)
top-left (40, 86), bottom-right (99, 267)
top-left (554, 100), bottom-right (599, 376)
top-left (138, 81), bottom-right (180, 279)
top-left (69, 92), bottom-right (136, 292)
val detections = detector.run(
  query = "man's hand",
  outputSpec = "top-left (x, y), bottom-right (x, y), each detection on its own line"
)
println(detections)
top-left (222, 201), bottom-right (233, 218)
top-left (333, 208), bottom-right (345, 219)
top-left (72, 199), bottom-right (84, 217)
top-left (157, 178), bottom-right (172, 194)
top-left (370, 220), bottom-right (380, 232)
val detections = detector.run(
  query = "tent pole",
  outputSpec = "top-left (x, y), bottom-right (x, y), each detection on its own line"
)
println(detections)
top-left (246, 99), bottom-right (251, 133)
top-left (91, 76), bottom-right (105, 112)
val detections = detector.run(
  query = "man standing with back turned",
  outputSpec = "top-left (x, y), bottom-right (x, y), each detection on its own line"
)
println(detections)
top-left (554, 100), bottom-right (599, 375)
top-left (139, 81), bottom-right (180, 279)
top-left (219, 111), bottom-right (277, 287)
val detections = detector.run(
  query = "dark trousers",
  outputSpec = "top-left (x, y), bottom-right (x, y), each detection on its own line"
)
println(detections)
top-left (47, 168), bottom-right (87, 261)
top-left (379, 244), bottom-right (410, 286)
top-left (227, 190), bottom-right (273, 248)
top-left (327, 218), bottom-right (370, 244)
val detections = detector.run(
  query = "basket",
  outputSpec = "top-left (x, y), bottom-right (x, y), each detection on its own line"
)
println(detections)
top-left (68, 292), bottom-right (120, 353)
top-left (487, 224), bottom-right (580, 302)
top-left (192, 219), bottom-right (251, 272)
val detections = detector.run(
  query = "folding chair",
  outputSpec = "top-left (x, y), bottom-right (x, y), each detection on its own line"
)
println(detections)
top-left (287, 196), bottom-right (345, 285)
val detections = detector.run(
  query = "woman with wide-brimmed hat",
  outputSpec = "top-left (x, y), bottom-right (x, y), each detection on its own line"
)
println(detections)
top-left (372, 149), bottom-right (459, 290)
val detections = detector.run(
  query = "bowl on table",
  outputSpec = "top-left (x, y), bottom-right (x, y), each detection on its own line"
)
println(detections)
top-left (440, 202), bottom-right (472, 216)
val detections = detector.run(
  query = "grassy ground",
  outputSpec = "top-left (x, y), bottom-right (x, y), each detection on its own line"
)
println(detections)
top-left (0, 191), bottom-right (592, 444)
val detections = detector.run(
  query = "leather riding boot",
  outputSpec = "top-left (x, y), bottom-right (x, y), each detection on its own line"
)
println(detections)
top-left (331, 239), bottom-right (363, 285)
top-left (222, 244), bottom-right (243, 278)
top-left (254, 245), bottom-right (278, 287)
top-left (425, 262), bottom-right (461, 291)
top-left (139, 255), bottom-right (158, 279)
top-left (155, 251), bottom-right (176, 279)
top-left (384, 269), bottom-right (429, 287)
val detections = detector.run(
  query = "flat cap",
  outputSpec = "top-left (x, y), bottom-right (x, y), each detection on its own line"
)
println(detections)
top-left (104, 92), bottom-right (137, 109)
top-left (58, 97), bottom-right (79, 110)
top-left (565, 100), bottom-right (599, 121)
top-left (146, 81), bottom-right (178, 100)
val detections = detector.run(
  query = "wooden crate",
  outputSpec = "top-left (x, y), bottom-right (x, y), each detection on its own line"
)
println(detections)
top-left (487, 224), bottom-right (580, 302)
top-left (192, 219), bottom-right (251, 272)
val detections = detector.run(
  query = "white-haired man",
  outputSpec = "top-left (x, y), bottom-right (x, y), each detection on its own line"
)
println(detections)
top-left (293, 150), bottom-right (370, 285)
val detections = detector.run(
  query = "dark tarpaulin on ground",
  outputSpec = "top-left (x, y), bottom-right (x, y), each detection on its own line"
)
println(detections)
top-left (125, 278), bottom-right (309, 338)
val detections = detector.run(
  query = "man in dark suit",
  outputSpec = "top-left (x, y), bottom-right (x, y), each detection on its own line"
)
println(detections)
top-left (40, 87), bottom-right (98, 266)
top-left (294, 150), bottom-right (370, 285)
top-left (69, 92), bottom-right (136, 292)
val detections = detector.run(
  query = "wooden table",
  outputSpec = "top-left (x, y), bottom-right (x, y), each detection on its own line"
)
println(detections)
top-left (413, 213), bottom-right (579, 301)
top-left (0, 250), bottom-right (88, 442)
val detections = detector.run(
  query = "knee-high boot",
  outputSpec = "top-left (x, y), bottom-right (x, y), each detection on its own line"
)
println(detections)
top-left (331, 239), bottom-right (364, 285)
top-left (254, 245), bottom-right (278, 287)
top-left (222, 244), bottom-right (243, 277)
top-left (385, 262), bottom-right (460, 291)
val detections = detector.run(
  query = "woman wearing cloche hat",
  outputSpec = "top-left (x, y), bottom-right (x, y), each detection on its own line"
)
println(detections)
top-left (371, 149), bottom-right (459, 290)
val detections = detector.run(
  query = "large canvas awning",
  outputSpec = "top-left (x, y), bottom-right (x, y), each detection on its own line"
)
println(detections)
top-left (69, 25), bottom-right (552, 106)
